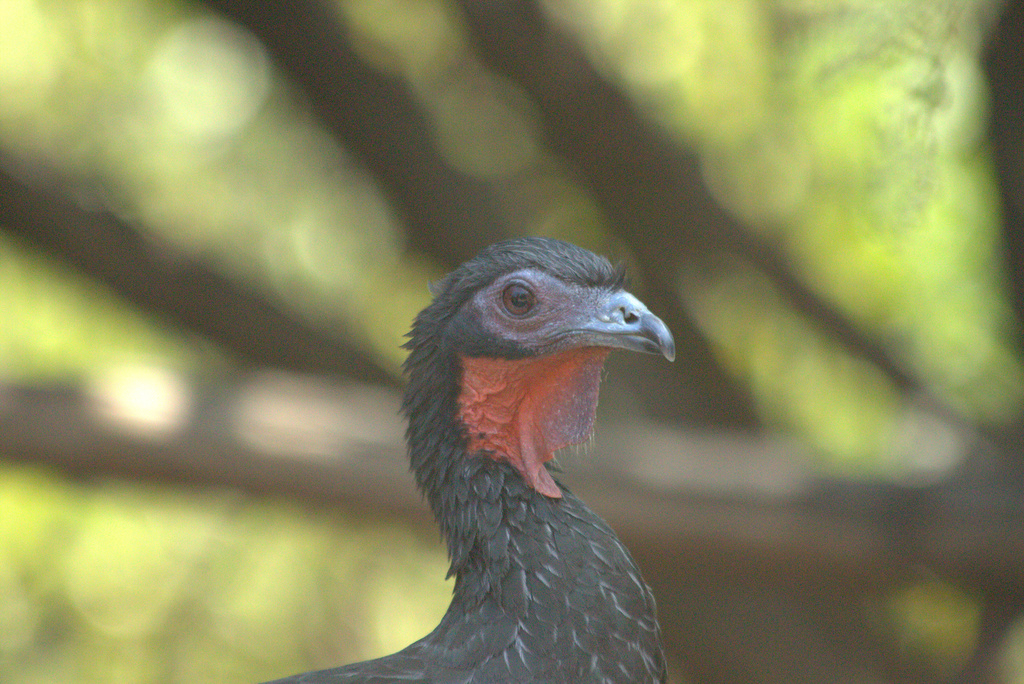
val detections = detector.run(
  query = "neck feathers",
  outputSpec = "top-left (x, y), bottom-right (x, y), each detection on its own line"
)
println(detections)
top-left (401, 279), bottom-right (607, 582)
top-left (402, 330), bottom-right (557, 587)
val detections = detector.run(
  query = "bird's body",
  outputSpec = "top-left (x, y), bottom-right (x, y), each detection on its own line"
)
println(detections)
top-left (279, 464), bottom-right (663, 684)
top-left (265, 238), bottom-right (672, 684)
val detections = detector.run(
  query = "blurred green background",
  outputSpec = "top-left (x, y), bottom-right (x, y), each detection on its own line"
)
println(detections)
top-left (0, 0), bottom-right (1022, 682)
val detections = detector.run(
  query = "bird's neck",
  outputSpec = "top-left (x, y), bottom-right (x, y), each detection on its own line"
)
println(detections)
top-left (435, 457), bottom-right (558, 592)
top-left (401, 346), bottom-right (665, 683)
top-left (402, 347), bottom-right (609, 579)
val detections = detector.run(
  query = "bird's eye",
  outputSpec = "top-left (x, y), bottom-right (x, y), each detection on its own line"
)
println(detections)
top-left (501, 283), bottom-right (536, 317)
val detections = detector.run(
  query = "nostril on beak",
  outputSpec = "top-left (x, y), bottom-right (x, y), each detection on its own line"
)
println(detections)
top-left (602, 292), bottom-right (648, 327)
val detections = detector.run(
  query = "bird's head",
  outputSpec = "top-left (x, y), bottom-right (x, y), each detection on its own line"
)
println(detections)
top-left (403, 237), bottom-right (674, 499)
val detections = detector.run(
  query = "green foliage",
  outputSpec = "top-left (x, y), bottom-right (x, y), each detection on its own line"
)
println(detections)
top-left (879, 578), bottom-right (981, 679)
top-left (0, 468), bottom-right (450, 684)
top-left (0, 234), bottom-right (205, 380)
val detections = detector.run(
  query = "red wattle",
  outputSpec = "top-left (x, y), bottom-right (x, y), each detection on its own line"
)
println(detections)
top-left (457, 347), bottom-right (610, 499)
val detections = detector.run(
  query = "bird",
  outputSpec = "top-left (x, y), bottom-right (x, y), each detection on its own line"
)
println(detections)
top-left (263, 237), bottom-right (675, 684)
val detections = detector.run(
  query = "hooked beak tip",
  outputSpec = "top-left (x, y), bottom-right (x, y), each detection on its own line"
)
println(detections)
top-left (662, 339), bottom-right (676, 363)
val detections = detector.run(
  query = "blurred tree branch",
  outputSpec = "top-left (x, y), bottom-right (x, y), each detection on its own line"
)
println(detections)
top-left (202, 0), bottom-right (512, 266)
top-left (0, 376), bottom-right (1020, 587)
top-left (985, 0), bottom-right (1024, 336)
top-left (0, 161), bottom-right (394, 386)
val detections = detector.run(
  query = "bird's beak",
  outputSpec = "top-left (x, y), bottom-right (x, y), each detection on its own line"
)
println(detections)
top-left (574, 291), bottom-right (675, 362)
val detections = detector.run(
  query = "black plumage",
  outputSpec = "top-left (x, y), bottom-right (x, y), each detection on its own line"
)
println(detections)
top-left (263, 238), bottom-right (673, 684)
